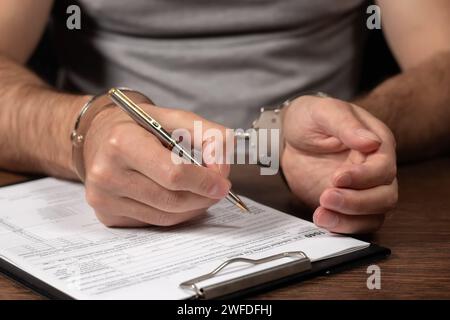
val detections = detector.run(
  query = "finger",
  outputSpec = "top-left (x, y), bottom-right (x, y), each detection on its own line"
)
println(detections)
top-left (111, 197), bottom-right (206, 227)
top-left (202, 138), bottom-right (231, 178)
top-left (89, 191), bottom-right (207, 227)
top-left (86, 188), bottom-right (148, 227)
top-left (310, 98), bottom-right (382, 153)
top-left (319, 181), bottom-right (398, 215)
top-left (149, 105), bottom-right (228, 139)
top-left (147, 105), bottom-right (232, 175)
top-left (119, 126), bottom-right (231, 199)
top-left (104, 169), bottom-right (220, 213)
top-left (333, 153), bottom-right (397, 189)
top-left (313, 206), bottom-right (385, 234)
top-left (95, 212), bottom-right (148, 228)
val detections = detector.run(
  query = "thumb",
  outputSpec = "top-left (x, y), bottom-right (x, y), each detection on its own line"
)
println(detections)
top-left (312, 100), bottom-right (382, 153)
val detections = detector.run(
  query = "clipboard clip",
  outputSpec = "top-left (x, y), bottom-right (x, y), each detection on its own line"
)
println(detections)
top-left (179, 251), bottom-right (311, 299)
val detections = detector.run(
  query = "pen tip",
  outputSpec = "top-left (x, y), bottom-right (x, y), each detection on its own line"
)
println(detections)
top-left (237, 201), bottom-right (250, 213)
top-left (227, 191), bottom-right (250, 213)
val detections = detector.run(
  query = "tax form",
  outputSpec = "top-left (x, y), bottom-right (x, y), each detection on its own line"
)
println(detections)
top-left (0, 178), bottom-right (369, 299)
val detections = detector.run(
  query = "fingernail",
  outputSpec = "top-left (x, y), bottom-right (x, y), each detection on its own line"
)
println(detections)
top-left (335, 173), bottom-right (352, 187)
top-left (316, 210), bottom-right (339, 228)
top-left (324, 191), bottom-right (344, 209)
top-left (355, 129), bottom-right (381, 143)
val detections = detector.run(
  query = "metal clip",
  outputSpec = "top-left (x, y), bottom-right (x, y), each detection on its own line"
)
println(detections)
top-left (179, 251), bottom-right (311, 299)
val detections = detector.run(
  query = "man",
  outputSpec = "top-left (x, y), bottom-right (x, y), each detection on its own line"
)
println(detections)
top-left (0, 1), bottom-right (448, 233)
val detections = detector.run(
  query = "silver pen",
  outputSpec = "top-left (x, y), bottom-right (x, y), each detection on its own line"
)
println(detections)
top-left (108, 88), bottom-right (250, 213)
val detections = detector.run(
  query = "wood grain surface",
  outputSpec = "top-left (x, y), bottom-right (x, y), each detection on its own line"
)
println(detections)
top-left (0, 157), bottom-right (449, 299)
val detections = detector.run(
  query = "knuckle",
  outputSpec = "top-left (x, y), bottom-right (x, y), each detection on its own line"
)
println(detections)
top-left (87, 163), bottom-right (111, 186)
top-left (95, 212), bottom-right (120, 228)
top-left (347, 194), bottom-right (362, 212)
top-left (160, 192), bottom-right (182, 212)
top-left (386, 128), bottom-right (396, 145)
top-left (382, 163), bottom-right (397, 184)
top-left (166, 165), bottom-right (184, 188)
top-left (219, 164), bottom-right (231, 179)
top-left (154, 212), bottom-right (177, 227)
top-left (378, 155), bottom-right (397, 184)
top-left (106, 125), bottom-right (129, 154)
top-left (380, 122), bottom-right (397, 148)
top-left (388, 164), bottom-right (398, 181)
top-left (199, 172), bottom-right (214, 194)
top-left (85, 188), bottom-right (104, 209)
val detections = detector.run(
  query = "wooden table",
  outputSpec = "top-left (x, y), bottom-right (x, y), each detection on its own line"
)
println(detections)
top-left (1, 157), bottom-right (450, 299)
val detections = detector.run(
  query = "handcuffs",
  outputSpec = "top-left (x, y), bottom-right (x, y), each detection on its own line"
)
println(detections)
top-left (70, 88), bottom-right (153, 181)
top-left (247, 91), bottom-right (329, 166)
top-left (71, 88), bottom-right (328, 179)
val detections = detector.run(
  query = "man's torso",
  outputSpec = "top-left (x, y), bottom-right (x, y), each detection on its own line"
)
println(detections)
top-left (53, 0), bottom-right (368, 127)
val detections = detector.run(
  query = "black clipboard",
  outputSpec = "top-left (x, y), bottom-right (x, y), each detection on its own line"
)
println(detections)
top-left (0, 243), bottom-right (390, 300)
top-left (0, 179), bottom-right (390, 300)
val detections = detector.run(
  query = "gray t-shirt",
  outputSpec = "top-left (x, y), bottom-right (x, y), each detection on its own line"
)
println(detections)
top-left (53, 0), bottom-right (367, 128)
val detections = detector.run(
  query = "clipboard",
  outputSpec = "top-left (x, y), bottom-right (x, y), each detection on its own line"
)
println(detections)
top-left (0, 243), bottom-right (390, 300)
top-left (0, 177), bottom-right (391, 299)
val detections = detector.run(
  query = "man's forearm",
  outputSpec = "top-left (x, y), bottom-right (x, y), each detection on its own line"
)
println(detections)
top-left (0, 55), bottom-right (89, 178)
top-left (354, 51), bottom-right (450, 162)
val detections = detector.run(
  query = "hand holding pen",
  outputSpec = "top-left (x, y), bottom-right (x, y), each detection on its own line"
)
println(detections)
top-left (79, 88), bottom-right (247, 228)
top-left (108, 88), bottom-right (249, 212)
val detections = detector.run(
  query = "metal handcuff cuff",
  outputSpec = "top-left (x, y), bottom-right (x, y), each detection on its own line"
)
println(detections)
top-left (71, 89), bottom-right (329, 179)
top-left (240, 91), bottom-right (329, 167)
top-left (70, 88), bottom-right (153, 181)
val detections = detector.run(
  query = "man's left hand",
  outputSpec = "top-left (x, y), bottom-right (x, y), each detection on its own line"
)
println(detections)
top-left (281, 95), bottom-right (398, 234)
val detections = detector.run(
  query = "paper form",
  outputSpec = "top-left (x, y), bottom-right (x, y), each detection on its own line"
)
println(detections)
top-left (0, 178), bottom-right (368, 299)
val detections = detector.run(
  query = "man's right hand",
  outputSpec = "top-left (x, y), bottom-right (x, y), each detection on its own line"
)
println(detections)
top-left (82, 104), bottom-right (231, 227)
